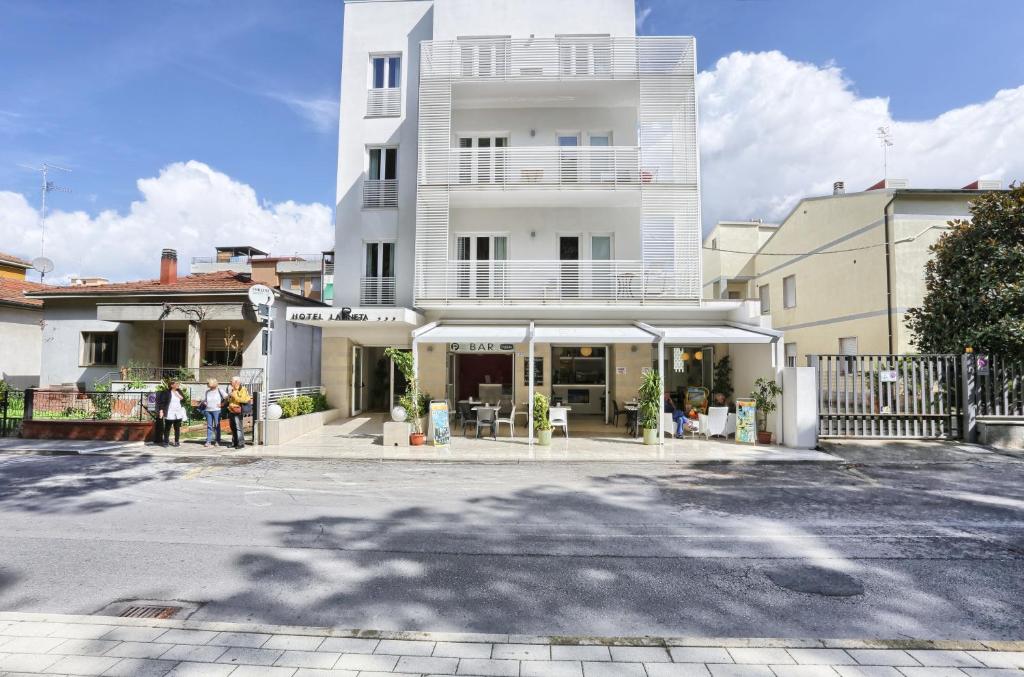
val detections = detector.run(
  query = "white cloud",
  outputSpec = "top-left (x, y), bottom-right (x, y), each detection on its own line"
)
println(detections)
top-left (267, 92), bottom-right (339, 133)
top-left (0, 160), bottom-right (333, 283)
top-left (697, 50), bottom-right (1024, 231)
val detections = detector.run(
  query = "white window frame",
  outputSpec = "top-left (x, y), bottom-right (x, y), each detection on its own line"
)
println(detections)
top-left (758, 284), bottom-right (770, 315)
top-left (369, 53), bottom-right (401, 90)
top-left (783, 274), bottom-right (797, 309)
top-left (587, 131), bottom-right (613, 146)
top-left (366, 145), bottom-right (398, 181)
top-left (364, 241), bottom-right (397, 279)
top-left (589, 233), bottom-right (614, 261)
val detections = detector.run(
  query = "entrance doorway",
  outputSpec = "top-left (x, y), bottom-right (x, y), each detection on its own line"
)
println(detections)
top-left (351, 345), bottom-right (364, 416)
top-left (559, 235), bottom-right (580, 298)
top-left (351, 346), bottom-right (397, 415)
top-left (665, 345), bottom-right (715, 413)
top-left (453, 353), bottom-right (514, 404)
top-left (161, 332), bottom-right (186, 368)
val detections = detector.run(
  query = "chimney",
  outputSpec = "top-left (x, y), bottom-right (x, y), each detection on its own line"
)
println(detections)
top-left (833, 181), bottom-right (845, 195)
top-left (160, 249), bottom-right (178, 285)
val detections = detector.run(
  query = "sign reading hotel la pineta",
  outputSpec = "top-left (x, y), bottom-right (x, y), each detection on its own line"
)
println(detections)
top-left (288, 308), bottom-right (370, 322)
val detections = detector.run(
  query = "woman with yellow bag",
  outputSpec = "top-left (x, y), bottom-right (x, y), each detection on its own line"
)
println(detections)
top-left (225, 376), bottom-right (252, 449)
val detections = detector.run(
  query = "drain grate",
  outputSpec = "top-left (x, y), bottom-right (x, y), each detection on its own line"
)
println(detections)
top-left (118, 605), bottom-right (181, 619)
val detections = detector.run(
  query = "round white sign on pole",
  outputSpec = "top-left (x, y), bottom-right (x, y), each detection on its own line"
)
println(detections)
top-left (247, 284), bottom-right (275, 307)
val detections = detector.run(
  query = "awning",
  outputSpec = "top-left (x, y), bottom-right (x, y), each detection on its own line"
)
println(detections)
top-left (414, 324), bottom-right (531, 345)
top-left (533, 325), bottom-right (657, 344)
top-left (659, 324), bottom-right (780, 344)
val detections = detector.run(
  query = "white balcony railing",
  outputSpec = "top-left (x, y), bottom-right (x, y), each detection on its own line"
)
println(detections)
top-left (429, 260), bottom-right (693, 305)
top-left (367, 88), bottom-right (401, 117)
top-left (423, 37), bottom-right (648, 81)
top-left (446, 147), bottom-right (648, 188)
top-left (362, 179), bottom-right (398, 208)
top-left (360, 276), bottom-right (396, 306)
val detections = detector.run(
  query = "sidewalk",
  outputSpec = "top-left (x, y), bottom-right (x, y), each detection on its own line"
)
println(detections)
top-left (0, 612), bottom-right (1021, 677)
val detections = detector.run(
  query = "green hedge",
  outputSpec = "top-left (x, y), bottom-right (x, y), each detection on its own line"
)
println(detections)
top-left (276, 393), bottom-right (329, 419)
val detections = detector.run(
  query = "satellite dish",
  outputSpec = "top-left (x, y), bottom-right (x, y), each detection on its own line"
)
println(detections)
top-left (31, 257), bottom-right (54, 274)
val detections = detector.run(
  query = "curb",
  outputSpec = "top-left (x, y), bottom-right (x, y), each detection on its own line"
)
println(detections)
top-left (0, 612), bottom-right (1019, 651)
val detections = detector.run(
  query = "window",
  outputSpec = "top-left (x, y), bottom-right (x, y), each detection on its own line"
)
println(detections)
top-left (279, 276), bottom-right (293, 292)
top-left (711, 238), bottom-right (718, 250)
top-left (365, 147), bottom-right (398, 207)
top-left (553, 347), bottom-right (606, 385)
top-left (368, 147), bottom-right (397, 181)
top-left (204, 329), bottom-right (244, 367)
top-left (311, 277), bottom-right (322, 293)
top-left (523, 357), bottom-right (544, 386)
top-left (785, 343), bottom-right (797, 368)
top-left (82, 332), bottom-right (117, 366)
top-left (839, 336), bottom-right (858, 375)
top-left (455, 234), bottom-right (508, 298)
top-left (588, 132), bottom-right (611, 146)
top-left (591, 235), bottom-right (612, 261)
top-left (783, 275), bottom-right (797, 308)
top-left (364, 242), bottom-right (396, 279)
top-left (758, 284), bottom-right (770, 314)
top-left (371, 55), bottom-right (401, 89)
top-left (362, 242), bottom-right (396, 305)
top-left (727, 291), bottom-right (741, 300)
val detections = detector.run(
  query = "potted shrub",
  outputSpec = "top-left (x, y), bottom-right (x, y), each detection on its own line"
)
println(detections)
top-left (637, 368), bottom-right (662, 445)
top-left (384, 347), bottom-right (427, 445)
top-left (533, 392), bottom-right (552, 445)
top-left (753, 377), bottom-right (783, 444)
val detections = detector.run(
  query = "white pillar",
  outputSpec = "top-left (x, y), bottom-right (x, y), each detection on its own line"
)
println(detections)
top-left (527, 321), bottom-right (535, 445)
top-left (657, 339), bottom-right (665, 444)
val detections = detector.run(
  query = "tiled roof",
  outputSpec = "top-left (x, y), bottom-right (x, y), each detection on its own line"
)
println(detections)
top-left (25, 271), bottom-right (256, 297)
top-left (0, 278), bottom-right (48, 308)
top-left (0, 251), bottom-right (32, 268)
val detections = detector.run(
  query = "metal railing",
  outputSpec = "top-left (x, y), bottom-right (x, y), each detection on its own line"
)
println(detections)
top-left (969, 354), bottom-right (1024, 418)
top-left (423, 36), bottom-right (655, 81)
top-left (429, 260), bottom-right (692, 305)
top-left (362, 179), bottom-right (398, 208)
top-left (0, 389), bottom-right (24, 437)
top-left (367, 87), bottom-right (401, 117)
top-left (268, 386), bottom-right (324, 404)
top-left (26, 390), bottom-right (153, 422)
top-left (445, 147), bottom-right (645, 188)
top-left (360, 276), bottom-right (397, 306)
top-left (99, 367), bottom-right (264, 390)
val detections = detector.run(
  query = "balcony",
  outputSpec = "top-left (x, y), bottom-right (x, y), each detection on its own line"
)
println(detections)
top-left (445, 147), bottom-right (646, 189)
top-left (367, 87), bottom-right (401, 117)
top-left (422, 260), bottom-right (695, 306)
top-left (360, 276), bottom-right (396, 306)
top-left (362, 179), bottom-right (398, 208)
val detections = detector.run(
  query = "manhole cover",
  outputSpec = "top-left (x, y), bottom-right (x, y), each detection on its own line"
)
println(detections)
top-left (766, 565), bottom-right (865, 597)
top-left (119, 605), bottom-right (180, 619)
top-left (95, 599), bottom-right (202, 620)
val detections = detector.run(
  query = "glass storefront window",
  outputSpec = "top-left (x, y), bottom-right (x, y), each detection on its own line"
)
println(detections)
top-left (553, 347), bottom-right (606, 385)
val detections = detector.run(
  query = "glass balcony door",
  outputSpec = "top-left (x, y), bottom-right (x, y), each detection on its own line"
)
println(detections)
top-left (456, 235), bottom-right (508, 299)
top-left (557, 133), bottom-right (580, 183)
top-left (457, 136), bottom-right (508, 185)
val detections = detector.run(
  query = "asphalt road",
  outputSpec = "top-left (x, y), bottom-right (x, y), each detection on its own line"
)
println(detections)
top-left (1, 449), bottom-right (1023, 639)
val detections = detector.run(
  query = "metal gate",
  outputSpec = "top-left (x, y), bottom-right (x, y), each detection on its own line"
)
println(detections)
top-left (0, 388), bottom-right (25, 438)
top-left (808, 354), bottom-right (962, 439)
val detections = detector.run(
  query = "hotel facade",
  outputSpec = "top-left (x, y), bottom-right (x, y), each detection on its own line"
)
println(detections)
top-left (289, 0), bottom-right (784, 438)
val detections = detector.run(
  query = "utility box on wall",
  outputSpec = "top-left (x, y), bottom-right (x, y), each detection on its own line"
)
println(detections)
top-left (782, 367), bottom-right (818, 449)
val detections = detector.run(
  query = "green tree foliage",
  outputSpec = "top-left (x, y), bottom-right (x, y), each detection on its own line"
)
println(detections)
top-left (906, 185), bottom-right (1024, 359)
top-left (714, 355), bottom-right (733, 398)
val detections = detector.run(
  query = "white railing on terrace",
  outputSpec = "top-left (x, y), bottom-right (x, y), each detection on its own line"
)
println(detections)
top-left (360, 276), bottom-right (396, 306)
top-left (445, 147), bottom-right (649, 188)
top-left (425, 260), bottom-right (695, 305)
top-left (268, 385), bottom-right (324, 404)
top-left (362, 179), bottom-right (398, 208)
top-left (367, 88), bottom-right (401, 117)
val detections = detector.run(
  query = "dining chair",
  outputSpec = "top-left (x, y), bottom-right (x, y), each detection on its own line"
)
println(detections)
top-left (475, 407), bottom-right (497, 439)
top-left (460, 402), bottom-right (478, 437)
top-left (611, 400), bottom-right (627, 427)
top-left (701, 407), bottom-right (730, 440)
top-left (549, 406), bottom-right (569, 438)
top-left (495, 404), bottom-right (516, 437)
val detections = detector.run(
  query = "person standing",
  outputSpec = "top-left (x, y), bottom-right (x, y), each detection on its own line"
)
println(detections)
top-left (201, 378), bottom-right (226, 447)
top-left (226, 376), bottom-right (252, 449)
top-left (156, 380), bottom-right (187, 447)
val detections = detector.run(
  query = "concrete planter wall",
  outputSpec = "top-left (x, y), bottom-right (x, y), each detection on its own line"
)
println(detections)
top-left (977, 416), bottom-right (1024, 451)
top-left (22, 419), bottom-right (156, 442)
top-left (262, 409), bottom-right (341, 446)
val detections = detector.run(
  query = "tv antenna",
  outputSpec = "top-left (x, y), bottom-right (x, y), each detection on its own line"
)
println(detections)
top-left (19, 162), bottom-right (72, 265)
top-left (876, 126), bottom-right (894, 179)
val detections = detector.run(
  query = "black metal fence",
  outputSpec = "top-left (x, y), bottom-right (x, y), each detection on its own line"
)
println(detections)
top-left (1, 388), bottom-right (25, 437)
top-left (968, 354), bottom-right (1024, 418)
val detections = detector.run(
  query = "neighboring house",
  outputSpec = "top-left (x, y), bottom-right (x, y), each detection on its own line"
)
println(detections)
top-left (0, 275), bottom-right (47, 388)
top-left (703, 178), bottom-right (1003, 366)
top-left (0, 250), bottom-right (33, 280)
top-left (285, 0), bottom-right (784, 434)
top-left (26, 249), bottom-right (324, 391)
top-left (189, 246), bottom-right (327, 301)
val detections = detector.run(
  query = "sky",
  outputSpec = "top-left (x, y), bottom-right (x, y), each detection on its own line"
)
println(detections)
top-left (1, 0), bottom-right (1022, 282)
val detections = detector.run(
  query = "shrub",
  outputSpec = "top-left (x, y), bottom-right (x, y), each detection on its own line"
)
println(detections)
top-left (311, 393), bottom-right (329, 412)
top-left (296, 395), bottom-right (314, 416)
top-left (277, 397), bottom-right (299, 419)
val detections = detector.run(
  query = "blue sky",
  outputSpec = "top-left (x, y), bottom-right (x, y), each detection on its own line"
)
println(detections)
top-left (1, 0), bottom-right (1022, 281)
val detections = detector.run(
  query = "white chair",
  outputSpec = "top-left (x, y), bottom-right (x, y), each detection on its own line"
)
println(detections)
top-left (549, 406), bottom-right (569, 438)
top-left (700, 407), bottom-right (730, 440)
top-left (495, 403), bottom-right (516, 437)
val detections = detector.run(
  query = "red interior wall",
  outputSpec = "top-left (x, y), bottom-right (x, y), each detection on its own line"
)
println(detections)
top-left (456, 354), bottom-right (513, 401)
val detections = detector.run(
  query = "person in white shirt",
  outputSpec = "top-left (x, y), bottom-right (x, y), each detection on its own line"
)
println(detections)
top-left (201, 378), bottom-right (227, 447)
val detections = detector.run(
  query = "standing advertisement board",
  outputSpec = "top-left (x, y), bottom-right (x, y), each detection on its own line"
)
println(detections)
top-left (735, 398), bottom-right (757, 444)
top-left (430, 400), bottom-right (450, 446)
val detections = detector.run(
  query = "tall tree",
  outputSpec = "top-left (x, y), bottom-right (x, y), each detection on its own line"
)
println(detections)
top-left (906, 184), bottom-right (1024, 359)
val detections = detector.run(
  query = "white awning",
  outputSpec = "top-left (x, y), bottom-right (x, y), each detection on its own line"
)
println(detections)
top-left (415, 324), bottom-right (531, 345)
top-left (533, 325), bottom-right (657, 344)
top-left (659, 325), bottom-right (779, 344)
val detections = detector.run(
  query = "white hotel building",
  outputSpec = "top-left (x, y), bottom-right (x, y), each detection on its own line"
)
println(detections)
top-left (288, 0), bottom-right (784, 438)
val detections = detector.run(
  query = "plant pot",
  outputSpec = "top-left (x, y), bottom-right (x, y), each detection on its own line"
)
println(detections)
top-left (642, 428), bottom-right (659, 445)
top-left (409, 432), bottom-right (426, 446)
top-left (536, 429), bottom-right (552, 446)
top-left (757, 431), bottom-right (773, 445)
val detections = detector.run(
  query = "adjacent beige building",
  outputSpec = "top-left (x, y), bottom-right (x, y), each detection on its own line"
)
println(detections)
top-left (703, 179), bottom-right (1002, 366)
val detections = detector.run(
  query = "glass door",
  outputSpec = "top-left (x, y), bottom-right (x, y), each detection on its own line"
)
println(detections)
top-left (557, 133), bottom-right (580, 184)
top-left (363, 242), bottom-right (395, 305)
top-left (351, 346), bottom-right (364, 416)
top-left (456, 235), bottom-right (508, 299)
top-left (457, 136), bottom-right (508, 185)
top-left (559, 235), bottom-right (580, 298)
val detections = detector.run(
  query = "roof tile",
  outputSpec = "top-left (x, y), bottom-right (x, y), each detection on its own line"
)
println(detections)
top-left (26, 271), bottom-right (255, 297)
top-left (0, 278), bottom-right (48, 308)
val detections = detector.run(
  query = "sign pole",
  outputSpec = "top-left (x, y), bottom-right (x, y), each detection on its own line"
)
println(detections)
top-left (247, 284), bottom-right (276, 446)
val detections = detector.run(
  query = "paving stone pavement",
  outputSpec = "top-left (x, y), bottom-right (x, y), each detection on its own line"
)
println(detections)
top-left (0, 613), bottom-right (1021, 677)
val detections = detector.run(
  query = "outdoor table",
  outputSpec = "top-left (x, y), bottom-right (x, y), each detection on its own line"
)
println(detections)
top-left (624, 404), bottom-right (639, 437)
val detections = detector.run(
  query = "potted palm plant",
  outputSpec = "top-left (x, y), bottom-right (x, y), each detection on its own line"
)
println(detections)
top-left (637, 369), bottom-right (662, 445)
top-left (533, 392), bottom-right (552, 445)
top-left (752, 377), bottom-right (783, 444)
top-left (384, 347), bottom-right (427, 445)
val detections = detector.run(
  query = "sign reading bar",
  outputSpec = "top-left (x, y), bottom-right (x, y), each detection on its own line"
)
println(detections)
top-left (449, 342), bottom-right (515, 354)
